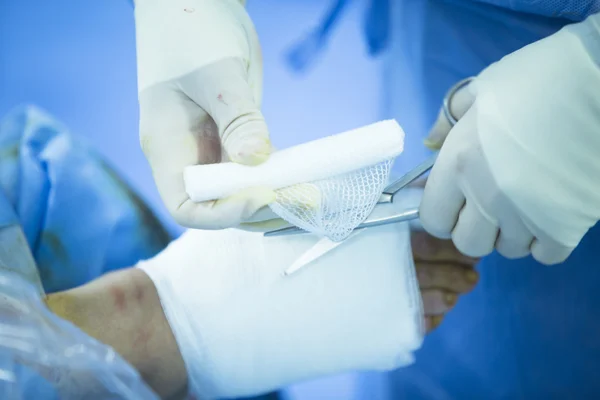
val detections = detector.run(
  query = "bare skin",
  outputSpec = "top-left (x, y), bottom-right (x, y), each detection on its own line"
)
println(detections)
top-left (413, 229), bottom-right (479, 331)
top-left (45, 268), bottom-right (188, 399)
top-left (410, 179), bottom-right (480, 331)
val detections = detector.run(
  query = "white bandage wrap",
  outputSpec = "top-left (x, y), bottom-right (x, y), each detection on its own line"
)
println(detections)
top-left (184, 120), bottom-right (405, 241)
top-left (134, 0), bottom-right (261, 93)
top-left (137, 193), bottom-right (423, 399)
top-left (473, 14), bottom-right (600, 248)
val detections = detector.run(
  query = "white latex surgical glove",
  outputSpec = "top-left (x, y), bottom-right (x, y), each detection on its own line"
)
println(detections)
top-left (420, 14), bottom-right (600, 265)
top-left (134, 0), bottom-right (277, 229)
top-left (136, 210), bottom-right (424, 399)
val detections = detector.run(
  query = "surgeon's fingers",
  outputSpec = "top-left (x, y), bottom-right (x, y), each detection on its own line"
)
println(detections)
top-left (495, 216), bottom-right (534, 259)
top-left (140, 83), bottom-right (275, 229)
top-left (139, 84), bottom-right (210, 222)
top-left (530, 237), bottom-right (574, 265)
top-left (424, 80), bottom-right (476, 150)
top-left (238, 205), bottom-right (289, 232)
top-left (239, 217), bottom-right (290, 232)
top-left (175, 186), bottom-right (276, 229)
top-left (419, 172), bottom-right (464, 240)
top-left (420, 114), bottom-right (477, 239)
top-left (179, 58), bottom-right (272, 166)
top-left (452, 201), bottom-right (498, 258)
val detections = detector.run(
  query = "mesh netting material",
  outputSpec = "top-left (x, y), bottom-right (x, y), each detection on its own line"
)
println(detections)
top-left (269, 159), bottom-right (394, 242)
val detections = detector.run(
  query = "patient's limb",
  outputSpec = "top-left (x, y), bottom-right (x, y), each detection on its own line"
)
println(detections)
top-left (45, 268), bottom-right (188, 399)
top-left (408, 179), bottom-right (480, 331)
top-left (45, 190), bottom-right (478, 400)
top-left (47, 220), bottom-right (422, 400)
top-left (413, 228), bottom-right (479, 331)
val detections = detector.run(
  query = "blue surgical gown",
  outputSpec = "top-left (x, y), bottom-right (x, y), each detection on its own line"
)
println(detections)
top-left (0, 105), bottom-right (171, 293)
top-left (288, 0), bottom-right (600, 398)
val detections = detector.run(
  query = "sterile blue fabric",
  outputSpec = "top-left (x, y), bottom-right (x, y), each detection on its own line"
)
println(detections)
top-left (0, 105), bottom-right (170, 293)
top-left (469, 0), bottom-right (600, 21)
top-left (286, 0), bottom-right (600, 74)
top-left (350, 1), bottom-right (600, 399)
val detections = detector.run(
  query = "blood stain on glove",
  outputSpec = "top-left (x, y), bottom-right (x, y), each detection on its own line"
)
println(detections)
top-left (217, 93), bottom-right (228, 105)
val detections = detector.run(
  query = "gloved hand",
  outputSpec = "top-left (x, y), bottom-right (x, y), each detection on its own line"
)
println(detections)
top-left (420, 14), bottom-right (600, 265)
top-left (134, 0), bottom-right (277, 229)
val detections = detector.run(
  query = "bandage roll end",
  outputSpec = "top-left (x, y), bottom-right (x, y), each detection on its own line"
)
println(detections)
top-left (183, 119), bottom-right (405, 202)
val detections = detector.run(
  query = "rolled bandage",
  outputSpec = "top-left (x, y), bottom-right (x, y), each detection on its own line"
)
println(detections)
top-left (184, 120), bottom-right (405, 241)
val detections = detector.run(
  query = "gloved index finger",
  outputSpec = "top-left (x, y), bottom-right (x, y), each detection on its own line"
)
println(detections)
top-left (178, 58), bottom-right (272, 166)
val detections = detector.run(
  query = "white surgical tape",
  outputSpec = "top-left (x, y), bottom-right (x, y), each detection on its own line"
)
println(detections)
top-left (138, 196), bottom-right (423, 399)
top-left (134, 0), bottom-right (261, 93)
top-left (184, 120), bottom-right (405, 241)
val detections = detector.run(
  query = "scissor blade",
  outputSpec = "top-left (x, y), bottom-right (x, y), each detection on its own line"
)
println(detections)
top-left (283, 231), bottom-right (362, 276)
top-left (264, 207), bottom-right (420, 237)
top-left (381, 153), bottom-right (437, 200)
top-left (356, 207), bottom-right (419, 229)
top-left (264, 224), bottom-right (307, 237)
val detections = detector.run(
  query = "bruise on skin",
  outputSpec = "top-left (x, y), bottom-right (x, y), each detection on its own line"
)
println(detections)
top-left (110, 286), bottom-right (127, 312)
top-left (134, 279), bottom-right (145, 302)
top-left (108, 272), bottom-right (148, 312)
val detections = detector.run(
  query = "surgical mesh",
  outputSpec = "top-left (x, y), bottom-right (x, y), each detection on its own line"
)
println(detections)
top-left (270, 159), bottom-right (394, 242)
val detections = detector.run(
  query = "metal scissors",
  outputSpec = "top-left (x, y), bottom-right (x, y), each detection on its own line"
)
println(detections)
top-left (264, 77), bottom-right (474, 239)
top-left (272, 155), bottom-right (436, 276)
top-left (264, 153), bottom-right (436, 238)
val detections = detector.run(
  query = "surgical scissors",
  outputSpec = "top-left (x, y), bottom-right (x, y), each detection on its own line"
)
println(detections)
top-left (264, 153), bottom-right (437, 238)
top-left (263, 76), bottom-right (474, 238)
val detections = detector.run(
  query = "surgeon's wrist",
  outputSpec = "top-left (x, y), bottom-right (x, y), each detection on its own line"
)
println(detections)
top-left (46, 268), bottom-right (188, 399)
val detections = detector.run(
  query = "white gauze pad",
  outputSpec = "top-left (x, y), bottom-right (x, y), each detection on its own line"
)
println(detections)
top-left (184, 120), bottom-right (405, 241)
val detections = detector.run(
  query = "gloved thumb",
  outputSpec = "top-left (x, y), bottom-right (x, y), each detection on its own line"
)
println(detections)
top-left (179, 58), bottom-right (272, 166)
top-left (424, 80), bottom-right (476, 150)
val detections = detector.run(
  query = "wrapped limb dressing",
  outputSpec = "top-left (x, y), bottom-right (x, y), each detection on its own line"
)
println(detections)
top-left (137, 190), bottom-right (424, 399)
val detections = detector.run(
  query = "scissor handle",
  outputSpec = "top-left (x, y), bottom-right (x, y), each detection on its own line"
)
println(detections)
top-left (442, 77), bottom-right (475, 127)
